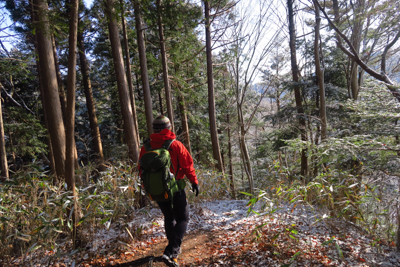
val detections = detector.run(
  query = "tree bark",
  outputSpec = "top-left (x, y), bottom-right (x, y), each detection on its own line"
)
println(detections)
top-left (78, 23), bottom-right (106, 172)
top-left (33, 35), bottom-right (56, 178)
top-left (313, 0), bottom-right (327, 140)
top-left (288, 0), bottom-right (307, 177)
top-left (223, 73), bottom-right (235, 198)
top-left (349, 1), bottom-right (363, 100)
top-left (29, 1), bottom-right (56, 178)
top-left (120, 0), bottom-right (140, 145)
top-left (65, 0), bottom-right (79, 247)
top-left (204, 0), bottom-right (224, 174)
top-left (52, 35), bottom-right (67, 119)
top-left (134, 0), bottom-right (154, 136)
top-left (33, 0), bottom-right (66, 179)
top-left (157, 0), bottom-right (175, 133)
top-left (158, 92), bottom-right (164, 114)
top-left (53, 35), bottom-right (79, 169)
top-left (105, 0), bottom-right (139, 164)
top-left (238, 104), bottom-right (254, 193)
top-left (227, 112), bottom-right (235, 199)
top-left (0, 87), bottom-right (9, 180)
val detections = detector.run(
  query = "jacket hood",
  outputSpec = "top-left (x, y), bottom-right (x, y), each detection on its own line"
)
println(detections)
top-left (150, 129), bottom-right (176, 148)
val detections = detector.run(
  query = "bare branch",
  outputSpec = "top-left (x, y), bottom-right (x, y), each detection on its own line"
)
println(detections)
top-left (0, 40), bottom-right (10, 58)
top-left (381, 29), bottom-right (400, 74)
top-left (315, 0), bottom-right (400, 99)
top-left (244, 84), bottom-right (271, 132)
top-left (0, 82), bottom-right (35, 115)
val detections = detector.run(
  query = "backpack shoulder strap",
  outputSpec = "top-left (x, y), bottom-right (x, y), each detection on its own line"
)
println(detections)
top-left (144, 138), bottom-right (152, 151)
top-left (162, 139), bottom-right (177, 177)
top-left (162, 139), bottom-right (175, 150)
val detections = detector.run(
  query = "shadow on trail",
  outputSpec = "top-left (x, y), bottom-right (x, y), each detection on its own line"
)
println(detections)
top-left (98, 256), bottom-right (177, 267)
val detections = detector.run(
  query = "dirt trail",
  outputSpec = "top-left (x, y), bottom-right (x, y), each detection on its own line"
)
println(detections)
top-left (114, 230), bottom-right (216, 266)
top-left (13, 200), bottom-right (400, 266)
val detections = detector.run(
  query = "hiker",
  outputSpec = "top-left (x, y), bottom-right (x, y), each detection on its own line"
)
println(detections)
top-left (138, 115), bottom-right (199, 265)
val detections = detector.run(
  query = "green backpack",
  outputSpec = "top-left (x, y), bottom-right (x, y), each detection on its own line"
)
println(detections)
top-left (139, 139), bottom-right (185, 203)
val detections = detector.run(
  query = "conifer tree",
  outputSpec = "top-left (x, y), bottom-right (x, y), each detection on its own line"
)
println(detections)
top-left (78, 19), bottom-right (106, 171)
top-left (33, 0), bottom-right (66, 179)
top-left (134, 0), bottom-right (153, 136)
top-left (105, 0), bottom-right (140, 163)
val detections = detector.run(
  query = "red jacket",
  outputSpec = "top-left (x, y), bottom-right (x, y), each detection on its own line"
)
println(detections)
top-left (139, 129), bottom-right (198, 185)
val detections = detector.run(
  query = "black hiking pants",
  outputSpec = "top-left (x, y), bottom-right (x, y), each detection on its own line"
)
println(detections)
top-left (157, 189), bottom-right (189, 258)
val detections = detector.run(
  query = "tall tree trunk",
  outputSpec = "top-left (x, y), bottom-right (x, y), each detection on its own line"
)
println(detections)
top-left (134, 0), bottom-right (153, 136)
top-left (349, 0), bottom-right (363, 100)
top-left (223, 72), bottom-right (235, 198)
top-left (204, 0), bottom-right (224, 174)
top-left (51, 38), bottom-right (79, 169)
top-left (313, 0), bottom-right (327, 140)
top-left (157, 0), bottom-right (175, 132)
top-left (105, 0), bottom-right (139, 164)
top-left (65, 0), bottom-right (79, 247)
top-left (29, 1), bottom-right (56, 178)
top-left (120, 0), bottom-right (140, 145)
top-left (227, 112), bottom-right (235, 199)
top-left (288, 0), bottom-right (307, 177)
top-left (178, 93), bottom-right (192, 154)
top-left (0, 88), bottom-right (8, 180)
top-left (135, 71), bottom-right (142, 101)
top-left (52, 35), bottom-right (67, 118)
top-left (158, 92), bottom-right (164, 115)
top-left (78, 24), bottom-right (106, 172)
top-left (238, 104), bottom-right (254, 193)
top-left (33, 0), bottom-right (66, 179)
top-left (53, 36), bottom-right (79, 169)
top-left (38, 63), bottom-right (57, 178)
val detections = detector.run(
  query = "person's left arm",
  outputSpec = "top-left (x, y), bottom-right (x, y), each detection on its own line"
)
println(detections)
top-left (175, 142), bottom-right (198, 185)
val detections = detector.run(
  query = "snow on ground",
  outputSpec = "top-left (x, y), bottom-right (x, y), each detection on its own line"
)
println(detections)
top-left (10, 199), bottom-right (400, 266)
top-left (126, 200), bottom-right (400, 266)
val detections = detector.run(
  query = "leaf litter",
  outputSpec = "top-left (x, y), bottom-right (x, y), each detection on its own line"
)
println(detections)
top-left (10, 200), bottom-right (400, 266)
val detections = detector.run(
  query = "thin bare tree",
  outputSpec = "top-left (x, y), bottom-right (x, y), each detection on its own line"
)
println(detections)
top-left (224, 0), bottom-right (278, 193)
top-left (288, 0), bottom-right (308, 176)
top-left (0, 83), bottom-right (8, 180)
top-left (313, 0), bottom-right (327, 140)
top-left (204, 0), bottom-right (224, 174)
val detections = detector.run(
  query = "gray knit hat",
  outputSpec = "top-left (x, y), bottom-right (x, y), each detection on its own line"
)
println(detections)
top-left (153, 115), bottom-right (171, 132)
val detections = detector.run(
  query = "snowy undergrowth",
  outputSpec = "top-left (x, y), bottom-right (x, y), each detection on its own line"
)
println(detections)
top-left (10, 200), bottom-right (400, 266)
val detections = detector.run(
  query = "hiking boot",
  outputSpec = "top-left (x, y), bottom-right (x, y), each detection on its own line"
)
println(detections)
top-left (161, 254), bottom-right (170, 261)
top-left (161, 254), bottom-right (179, 267)
top-left (170, 257), bottom-right (179, 267)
